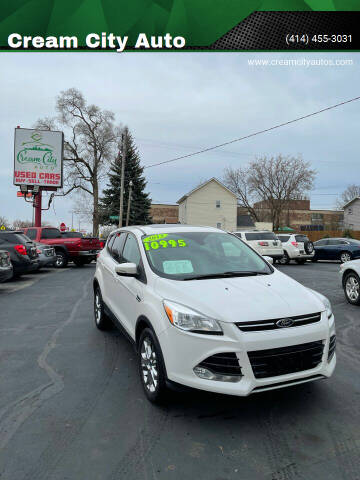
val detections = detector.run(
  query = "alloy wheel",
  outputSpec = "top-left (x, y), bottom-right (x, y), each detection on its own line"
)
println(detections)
top-left (341, 252), bottom-right (351, 263)
top-left (94, 292), bottom-right (102, 325)
top-left (140, 337), bottom-right (158, 393)
top-left (346, 276), bottom-right (359, 302)
top-left (55, 254), bottom-right (64, 267)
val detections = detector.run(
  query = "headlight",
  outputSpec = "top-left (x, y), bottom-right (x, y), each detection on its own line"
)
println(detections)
top-left (163, 300), bottom-right (223, 335)
top-left (308, 289), bottom-right (333, 319)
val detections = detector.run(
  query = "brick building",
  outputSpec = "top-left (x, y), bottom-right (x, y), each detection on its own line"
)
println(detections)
top-left (150, 204), bottom-right (179, 224)
top-left (253, 199), bottom-right (343, 231)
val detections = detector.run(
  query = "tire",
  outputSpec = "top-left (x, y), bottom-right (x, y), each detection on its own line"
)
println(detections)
top-left (296, 259), bottom-right (306, 265)
top-left (55, 251), bottom-right (68, 268)
top-left (138, 328), bottom-right (168, 404)
top-left (344, 272), bottom-right (360, 305)
top-left (340, 251), bottom-right (352, 263)
top-left (73, 258), bottom-right (86, 267)
top-left (278, 251), bottom-right (290, 265)
top-left (94, 287), bottom-right (111, 330)
top-left (304, 241), bottom-right (314, 255)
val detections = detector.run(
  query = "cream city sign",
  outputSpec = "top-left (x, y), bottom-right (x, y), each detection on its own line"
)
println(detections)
top-left (14, 128), bottom-right (63, 188)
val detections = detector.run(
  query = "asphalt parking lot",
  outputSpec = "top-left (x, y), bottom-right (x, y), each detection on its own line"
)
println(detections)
top-left (0, 261), bottom-right (359, 480)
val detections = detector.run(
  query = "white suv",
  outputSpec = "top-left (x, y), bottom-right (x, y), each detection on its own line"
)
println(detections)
top-left (277, 234), bottom-right (315, 265)
top-left (232, 230), bottom-right (284, 261)
top-left (94, 225), bottom-right (336, 403)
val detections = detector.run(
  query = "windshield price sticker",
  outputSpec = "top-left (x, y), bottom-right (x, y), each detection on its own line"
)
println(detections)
top-left (142, 236), bottom-right (187, 250)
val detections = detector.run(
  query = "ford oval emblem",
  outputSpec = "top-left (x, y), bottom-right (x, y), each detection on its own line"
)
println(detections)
top-left (276, 318), bottom-right (294, 328)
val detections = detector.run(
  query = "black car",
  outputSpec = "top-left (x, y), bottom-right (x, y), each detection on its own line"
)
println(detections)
top-left (0, 231), bottom-right (39, 277)
top-left (313, 237), bottom-right (360, 263)
top-left (0, 249), bottom-right (13, 282)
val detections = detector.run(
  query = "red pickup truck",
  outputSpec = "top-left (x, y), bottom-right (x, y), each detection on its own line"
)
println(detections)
top-left (23, 227), bottom-right (101, 268)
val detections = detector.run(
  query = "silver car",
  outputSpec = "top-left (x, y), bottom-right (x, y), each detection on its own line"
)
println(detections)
top-left (35, 243), bottom-right (56, 270)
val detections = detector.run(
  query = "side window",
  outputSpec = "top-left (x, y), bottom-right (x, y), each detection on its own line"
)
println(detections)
top-left (111, 233), bottom-right (127, 262)
top-left (26, 229), bottom-right (37, 240)
top-left (122, 235), bottom-right (141, 265)
top-left (41, 228), bottom-right (61, 239)
top-left (216, 200), bottom-right (221, 208)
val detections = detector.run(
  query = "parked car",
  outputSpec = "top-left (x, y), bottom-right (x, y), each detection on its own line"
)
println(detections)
top-left (339, 259), bottom-right (360, 305)
top-left (232, 230), bottom-right (284, 261)
top-left (0, 250), bottom-right (13, 282)
top-left (313, 238), bottom-right (360, 263)
top-left (23, 227), bottom-right (101, 268)
top-left (0, 231), bottom-right (39, 277)
top-left (277, 234), bottom-right (315, 264)
top-left (35, 243), bottom-right (56, 270)
top-left (94, 224), bottom-right (336, 404)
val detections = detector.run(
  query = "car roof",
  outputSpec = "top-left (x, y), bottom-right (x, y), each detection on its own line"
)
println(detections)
top-left (233, 230), bottom-right (273, 234)
top-left (115, 224), bottom-right (222, 235)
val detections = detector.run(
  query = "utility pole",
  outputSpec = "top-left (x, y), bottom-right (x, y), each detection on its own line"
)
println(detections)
top-left (118, 131), bottom-right (127, 228)
top-left (126, 180), bottom-right (133, 226)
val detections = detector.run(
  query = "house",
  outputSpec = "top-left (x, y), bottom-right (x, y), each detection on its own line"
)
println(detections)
top-left (343, 197), bottom-right (360, 230)
top-left (177, 178), bottom-right (237, 231)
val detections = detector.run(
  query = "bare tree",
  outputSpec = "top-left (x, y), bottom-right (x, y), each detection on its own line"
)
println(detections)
top-left (336, 184), bottom-right (360, 210)
top-left (248, 155), bottom-right (316, 230)
top-left (224, 155), bottom-right (316, 230)
top-left (0, 216), bottom-right (9, 228)
top-left (35, 88), bottom-right (121, 236)
top-left (223, 166), bottom-right (260, 221)
top-left (12, 219), bottom-right (33, 229)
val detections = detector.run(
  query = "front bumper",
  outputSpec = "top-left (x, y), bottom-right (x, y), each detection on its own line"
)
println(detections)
top-left (159, 312), bottom-right (336, 396)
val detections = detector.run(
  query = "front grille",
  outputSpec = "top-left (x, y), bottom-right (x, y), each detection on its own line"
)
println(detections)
top-left (198, 353), bottom-right (242, 377)
top-left (328, 335), bottom-right (336, 362)
top-left (248, 340), bottom-right (324, 379)
top-left (236, 312), bottom-right (321, 332)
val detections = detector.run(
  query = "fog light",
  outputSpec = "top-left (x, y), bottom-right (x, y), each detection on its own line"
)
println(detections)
top-left (193, 366), bottom-right (242, 383)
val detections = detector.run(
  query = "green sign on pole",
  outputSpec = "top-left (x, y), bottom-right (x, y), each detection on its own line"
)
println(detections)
top-left (109, 215), bottom-right (119, 221)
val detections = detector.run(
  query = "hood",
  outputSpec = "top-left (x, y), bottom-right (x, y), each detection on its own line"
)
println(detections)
top-left (155, 269), bottom-right (325, 323)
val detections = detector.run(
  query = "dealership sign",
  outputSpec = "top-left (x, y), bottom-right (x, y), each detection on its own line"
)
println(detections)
top-left (14, 128), bottom-right (63, 189)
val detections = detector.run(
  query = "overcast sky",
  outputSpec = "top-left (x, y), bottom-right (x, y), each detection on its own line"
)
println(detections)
top-left (1, 52), bottom-right (358, 231)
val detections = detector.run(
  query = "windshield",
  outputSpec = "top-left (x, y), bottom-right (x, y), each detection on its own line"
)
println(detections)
top-left (142, 231), bottom-right (273, 280)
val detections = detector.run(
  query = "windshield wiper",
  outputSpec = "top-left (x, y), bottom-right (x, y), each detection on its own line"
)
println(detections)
top-left (183, 271), bottom-right (269, 280)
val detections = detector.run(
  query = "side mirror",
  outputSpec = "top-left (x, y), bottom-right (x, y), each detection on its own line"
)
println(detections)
top-left (263, 256), bottom-right (273, 265)
top-left (115, 262), bottom-right (138, 276)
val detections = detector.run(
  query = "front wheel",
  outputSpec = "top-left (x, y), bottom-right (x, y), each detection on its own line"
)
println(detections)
top-left (340, 252), bottom-right (352, 263)
top-left (73, 258), bottom-right (86, 267)
top-left (344, 272), bottom-right (360, 305)
top-left (94, 287), bottom-right (111, 330)
top-left (138, 328), bottom-right (168, 404)
top-left (55, 251), bottom-right (68, 268)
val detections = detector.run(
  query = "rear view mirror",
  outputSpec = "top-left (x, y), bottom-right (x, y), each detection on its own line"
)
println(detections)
top-left (263, 256), bottom-right (274, 265)
top-left (115, 262), bottom-right (138, 276)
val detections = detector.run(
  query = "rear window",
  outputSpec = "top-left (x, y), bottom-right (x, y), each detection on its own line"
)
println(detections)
top-left (295, 235), bottom-right (309, 243)
top-left (245, 232), bottom-right (277, 241)
top-left (278, 235), bottom-right (290, 243)
top-left (41, 228), bottom-right (61, 239)
top-left (61, 232), bottom-right (83, 238)
top-left (0, 232), bottom-right (31, 244)
top-left (26, 228), bottom-right (37, 240)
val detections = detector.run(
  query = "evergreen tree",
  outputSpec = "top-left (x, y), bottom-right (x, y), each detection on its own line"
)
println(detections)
top-left (100, 128), bottom-right (152, 226)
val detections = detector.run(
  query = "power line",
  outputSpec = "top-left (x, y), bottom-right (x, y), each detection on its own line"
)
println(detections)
top-left (144, 96), bottom-right (360, 169)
